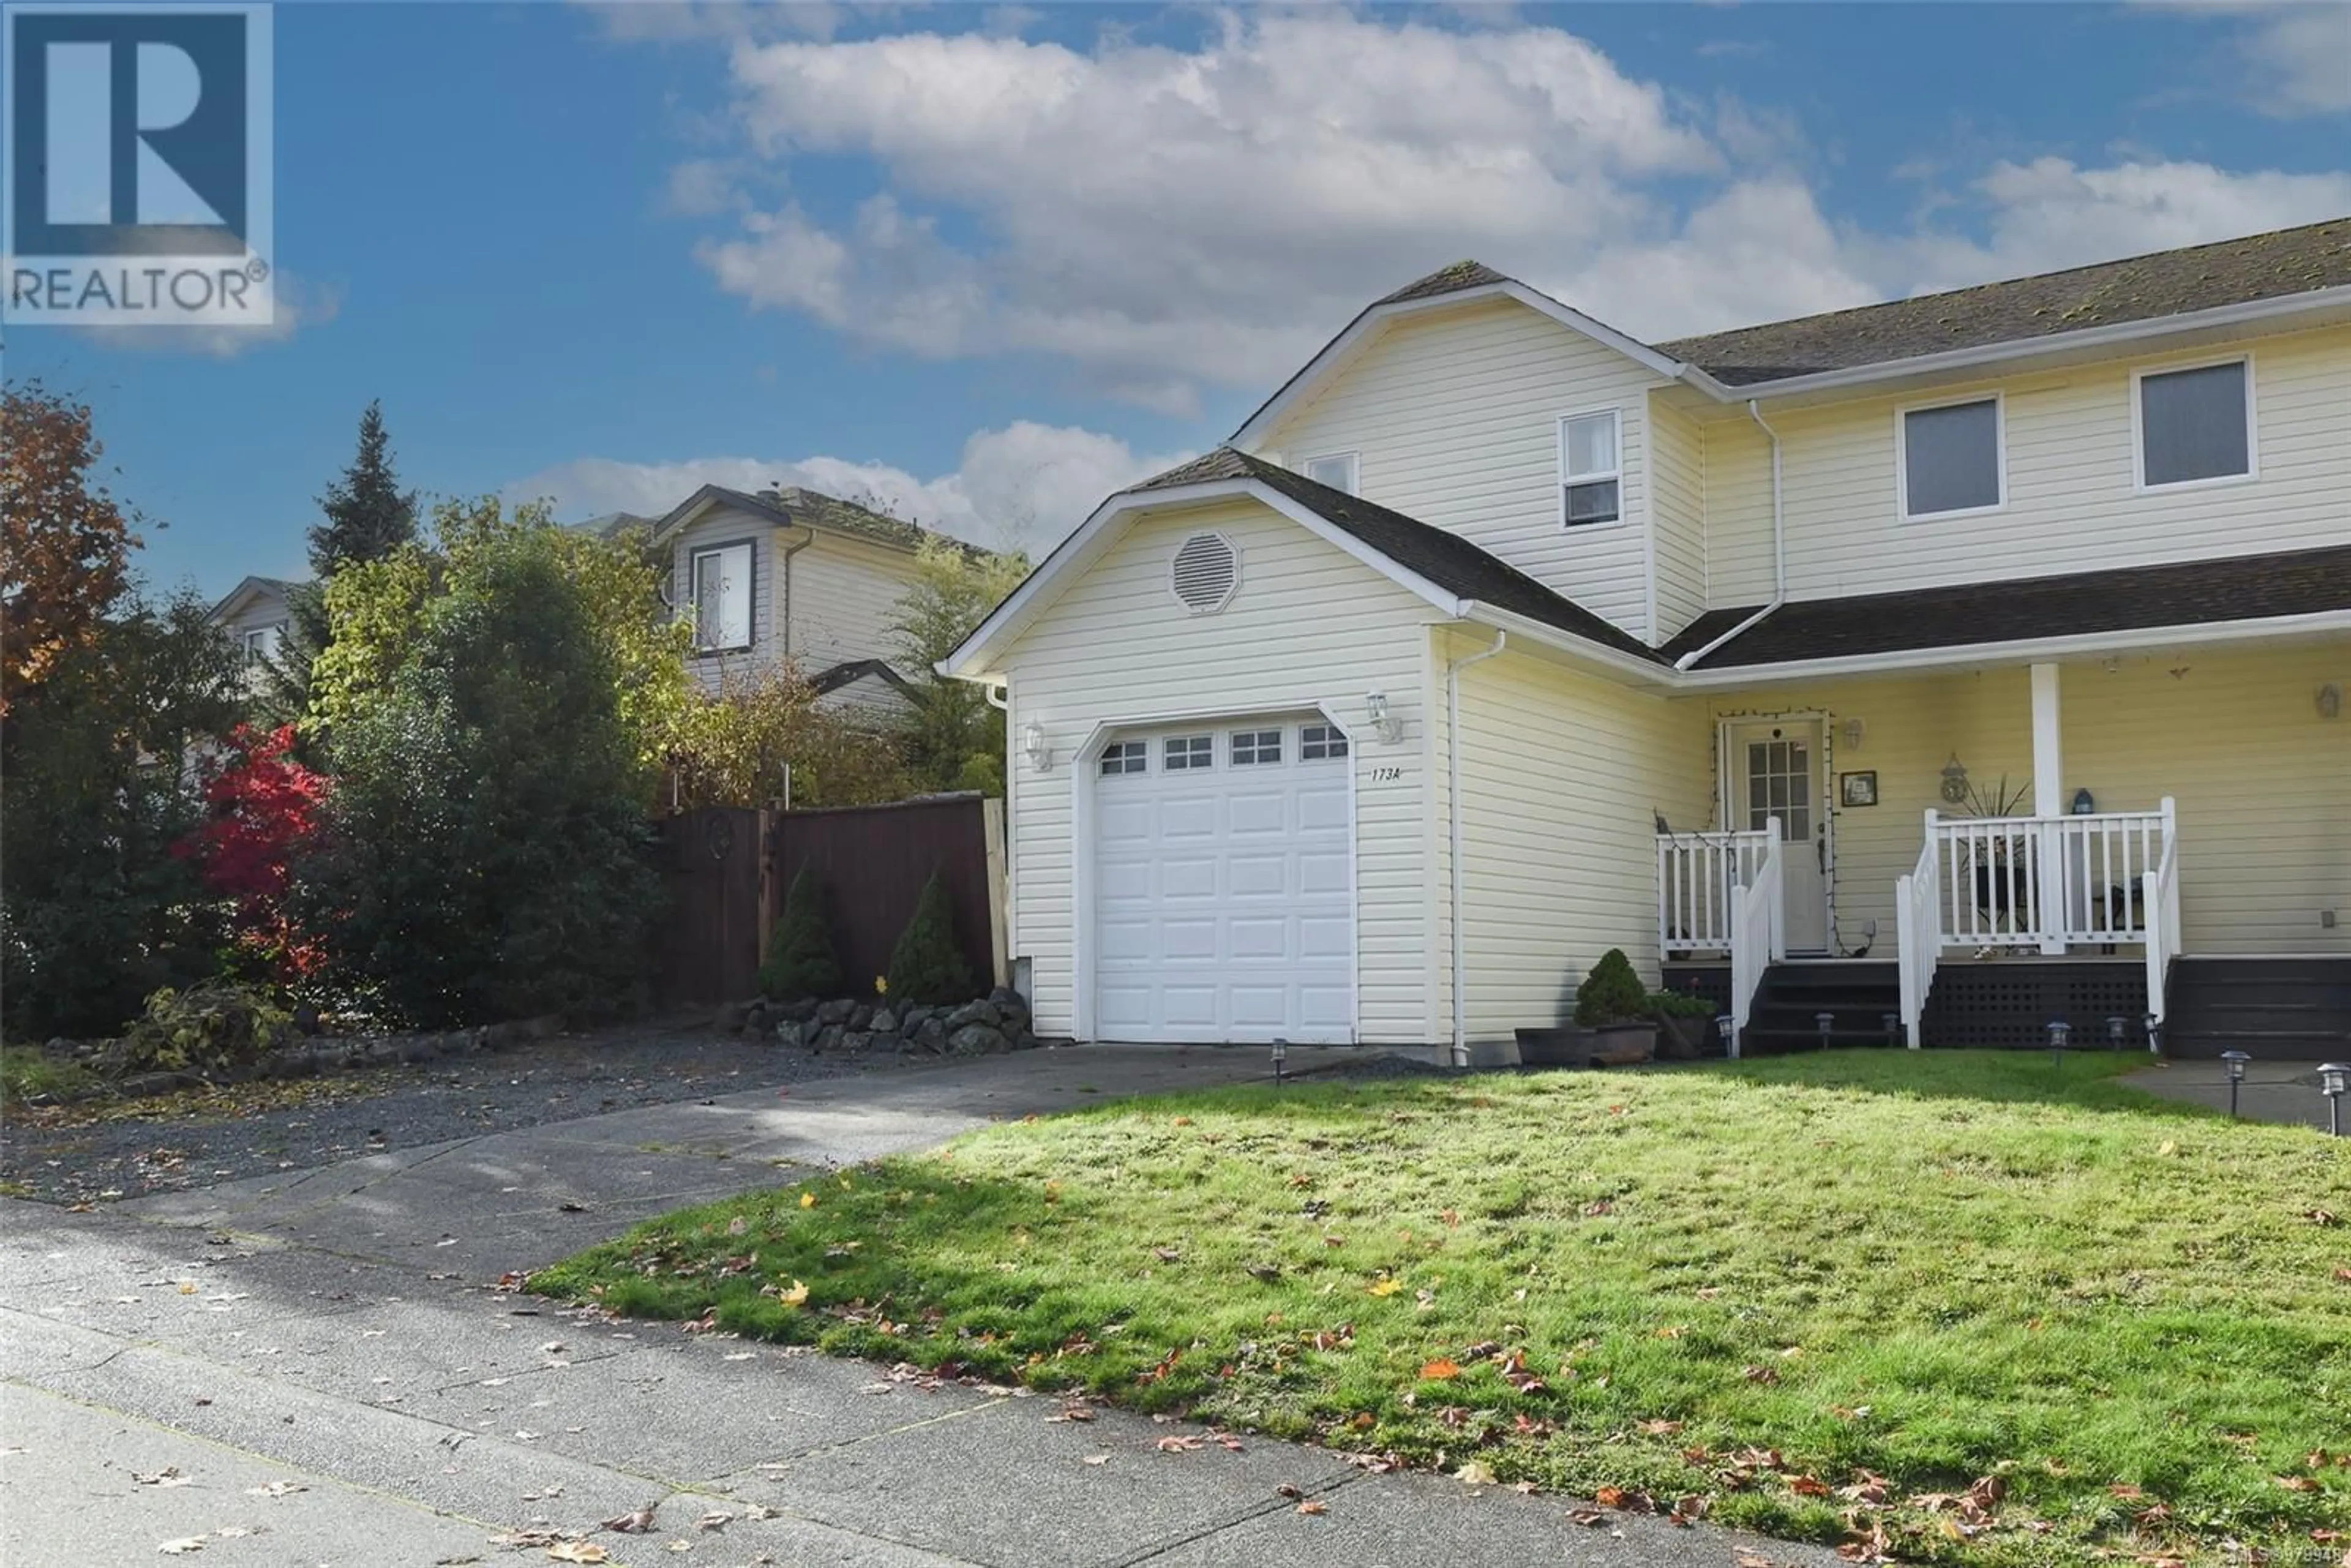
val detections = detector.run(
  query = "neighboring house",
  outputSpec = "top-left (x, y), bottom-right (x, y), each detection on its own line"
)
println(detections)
top-left (208, 575), bottom-right (300, 686)
top-left (648, 484), bottom-right (939, 711)
top-left (947, 219), bottom-right (2351, 1060)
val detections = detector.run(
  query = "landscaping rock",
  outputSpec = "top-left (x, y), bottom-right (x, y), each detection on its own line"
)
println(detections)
top-left (870, 1008), bottom-right (898, 1035)
top-left (814, 999), bottom-right (857, 1027)
top-left (914, 1018), bottom-right (949, 1053)
top-left (778, 997), bottom-right (820, 1024)
top-left (947, 1024), bottom-right (1007, 1056)
top-left (774, 1020), bottom-right (805, 1049)
top-left (812, 1024), bottom-right (844, 1054)
top-left (838, 1030), bottom-right (874, 1055)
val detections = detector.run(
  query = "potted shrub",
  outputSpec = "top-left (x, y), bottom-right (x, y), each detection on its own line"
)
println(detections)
top-left (1515, 949), bottom-right (1660, 1067)
top-left (1649, 986), bottom-right (1719, 1059)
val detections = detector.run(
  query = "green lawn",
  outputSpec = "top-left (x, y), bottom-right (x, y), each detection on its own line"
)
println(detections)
top-left (533, 1051), bottom-right (2351, 1565)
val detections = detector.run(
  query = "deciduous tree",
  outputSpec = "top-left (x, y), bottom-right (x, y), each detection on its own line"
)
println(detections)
top-left (888, 536), bottom-right (1029, 795)
top-left (0, 385), bottom-right (136, 716)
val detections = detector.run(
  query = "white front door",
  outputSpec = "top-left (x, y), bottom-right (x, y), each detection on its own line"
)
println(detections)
top-left (1728, 719), bottom-right (1829, 953)
top-left (1090, 716), bottom-right (1355, 1044)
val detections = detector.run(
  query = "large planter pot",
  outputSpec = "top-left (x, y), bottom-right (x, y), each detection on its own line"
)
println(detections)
top-left (1513, 1022), bottom-right (1658, 1068)
top-left (1655, 1013), bottom-right (1713, 1060)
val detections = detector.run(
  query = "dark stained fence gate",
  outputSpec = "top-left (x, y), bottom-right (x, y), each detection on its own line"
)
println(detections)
top-left (655, 807), bottom-right (767, 1005)
top-left (772, 794), bottom-right (1004, 1000)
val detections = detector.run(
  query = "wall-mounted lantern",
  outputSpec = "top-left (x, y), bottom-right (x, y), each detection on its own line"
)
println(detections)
top-left (1023, 720), bottom-right (1050, 772)
top-left (1940, 754), bottom-right (1970, 805)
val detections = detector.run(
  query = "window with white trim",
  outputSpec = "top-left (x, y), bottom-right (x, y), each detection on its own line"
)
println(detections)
top-left (1099, 741), bottom-right (1147, 776)
top-left (1163, 735), bottom-right (1213, 770)
top-left (1230, 728), bottom-right (1283, 765)
top-left (690, 541), bottom-right (754, 653)
top-left (1900, 396), bottom-right (2003, 519)
top-left (1300, 723), bottom-right (1349, 760)
top-left (239, 624), bottom-right (282, 664)
top-left (1559, 411), bottom-right (1621, 527)
top-left (2138, 359), bottom-right (2251, 489)
top-left (1302, 452), bottom-right (1359, 495)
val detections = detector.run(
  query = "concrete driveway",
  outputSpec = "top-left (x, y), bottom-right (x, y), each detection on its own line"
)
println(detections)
top-left (1, 1045), bottom-right (1838, 1567)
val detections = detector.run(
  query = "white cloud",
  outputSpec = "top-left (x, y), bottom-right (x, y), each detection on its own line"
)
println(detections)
top-left (79, 271), bottom-right (341, 358)
top-left (2163, 1), bottom-right (2351, 116)
top-left (653, 9), bottom-right (2350, 407)
top-left (505, 420), bottom-right (1191, 552)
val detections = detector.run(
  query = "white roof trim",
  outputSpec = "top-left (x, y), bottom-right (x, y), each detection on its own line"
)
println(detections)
top-left (205, 574), bottom-right (296, 625)
top-left (1231, 280), bottom-right (1689, 448)
top-left (942, 476), bottom-right (1469, 679)
top-left (1676, 605), bottom-right (2351, 688)
top-left (1457, 601), bottom-right (1677, 687)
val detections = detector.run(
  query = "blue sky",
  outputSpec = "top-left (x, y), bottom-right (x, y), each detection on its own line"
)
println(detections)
top-left (7, 1), bottom-right (2347, 599)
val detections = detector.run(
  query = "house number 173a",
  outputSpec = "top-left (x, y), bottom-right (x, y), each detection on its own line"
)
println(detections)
top-left (1370, 765), bottom-right (1403, 782)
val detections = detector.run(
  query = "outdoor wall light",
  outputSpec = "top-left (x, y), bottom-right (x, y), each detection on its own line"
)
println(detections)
top-left (2220, 1050), bottom-right (2251, 1118)
top-left (1842, 717), bottom-right (1865, 752)
top-left (1940, 754), bottom-right (1970, 805)
top-left (1715, 1013), bottom-right (1736, 1061)
top-left (2047, 1019), bottom-right (2071, 1066)
top-left (2319, 1062), bottom-right (2349, 1137)
top-left (2319, 683), bottom-right (2343, 721)
top-left (1365, 691), bottom-right (1403, 743)
top-left (1022, 720), bottom-right (1049, 772)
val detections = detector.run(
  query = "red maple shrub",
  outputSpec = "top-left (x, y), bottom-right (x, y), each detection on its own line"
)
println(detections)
top-left (174, 724), bottom-right (331, 983)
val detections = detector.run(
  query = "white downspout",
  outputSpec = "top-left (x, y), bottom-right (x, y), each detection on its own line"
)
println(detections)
top-left (1672, 399), bottom-right (1785, 672)
top-left (776, 525), bottom-right (815, 661)
top-left (1446, 628), bottom-right (1508, 1068)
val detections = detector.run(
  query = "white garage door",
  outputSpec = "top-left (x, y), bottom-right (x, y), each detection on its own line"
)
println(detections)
top-left (1092, 716), bottom-right (1355, 1044)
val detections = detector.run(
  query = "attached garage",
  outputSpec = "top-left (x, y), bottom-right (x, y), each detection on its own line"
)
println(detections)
top-left (1089, 713), bottom-right (1356, 1043)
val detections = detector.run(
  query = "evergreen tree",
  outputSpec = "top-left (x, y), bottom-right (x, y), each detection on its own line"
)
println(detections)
top-left (885, 871), bottom-right (976, 1005)
top-left (309, 401), bottom-right (416, 575)
top-left (759, 863), bottom-right (844, 1000)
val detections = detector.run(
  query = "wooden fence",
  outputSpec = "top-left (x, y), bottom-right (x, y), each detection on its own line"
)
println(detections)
top-left (653, 794), bottom-right (1005, 1007)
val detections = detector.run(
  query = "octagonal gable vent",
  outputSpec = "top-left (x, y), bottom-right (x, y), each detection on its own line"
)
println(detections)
top-left (1171, 531), bottom-right (1239, 613)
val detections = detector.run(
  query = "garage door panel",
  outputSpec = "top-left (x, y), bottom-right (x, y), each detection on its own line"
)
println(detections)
top-left (1226, 853), bottom-right (1289, 898)
top-left (1092, 718), bottom-right (1354, 1045)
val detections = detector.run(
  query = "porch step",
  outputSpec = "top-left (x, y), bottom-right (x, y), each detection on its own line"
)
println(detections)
top-left (1739, 963), bottom-right (1902, 1056)
top-left (2162, 958), bottom-right (2351, 1060)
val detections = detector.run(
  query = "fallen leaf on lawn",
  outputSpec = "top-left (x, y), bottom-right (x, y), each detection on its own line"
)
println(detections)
top-left (1082, 1454), bottom-right (1111, 1466)
top-left (1742, 1364), bottom-right (1782, 1384)
top-left (1790, 1475), bottom-right (1832, 1498)
top-left (1567, 1509), bottom-right (1605, 1526)
top-left (1595, 1487), bottom-right (1627, 1507)
top-left (157, 1541), bottom-right (206, 1556)
top-left (779, 1280), bottom-right (809, 1307)
top-left (1048, 1406), bottom-right (1095, 1423)
top-left (1420, 1358), bottom-right (1461, 1381)
top-left (1456, 1460), bottom-right (1498, 1486)
top-left (134, 1467), bottom-right (191, 1487)
top-left (547, 1545), bottom-right (608, 1564)
top-left (2308, 1209), bottom-right (2339, 1227)
top-left (246, 1481), bottom-right (306, 1498)
top-left (1367, 1278), bottom-right (1403, 1297)
top-left (1296, 1499), bottom-right (1327, 1515)
top-left (2109, 1483), bottom-right (2145, 1499)
top-left (599, 1506), bottom-right (657, 1533)
top-left (1638, 1419), bottom-right (1683, 1436)
top-left (1157, 1435), bottom-right (1204, 1452)
top-left (2278, 1476), bottom-right (2325, 1492)
top-left (1152, 1246), bottom-right (1182, 1263)
top-left (1276, 1483), bottom-right (1305, 1499)
top-left (1653, 1325), bottom-right (1683, 1339)
top-left (697, 1510), bottom-right (733, 1530)
top-left (727, 1216), bottom-right (748, 1236)
top-left (2333, 1267), bottom-right (2351, 1285)
top-left (799, 1193), bottom-right (816, 1209)
top-left (1244, 1263), bottom-right (1283, 1282)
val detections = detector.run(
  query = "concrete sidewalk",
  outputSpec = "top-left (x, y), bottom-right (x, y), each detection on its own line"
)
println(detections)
top-left (2, 1045), bottom-right (1839, 1567)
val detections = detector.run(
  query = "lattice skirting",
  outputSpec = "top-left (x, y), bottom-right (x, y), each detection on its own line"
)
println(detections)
top-left (1920, 961), bottom-right (2150, 1049)
top-left (1660, 962), bottom-right (1734, 1017)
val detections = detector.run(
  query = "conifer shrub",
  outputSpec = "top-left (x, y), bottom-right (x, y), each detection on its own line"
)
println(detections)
top-left (885, 871), bottom-right (977, 1005)
top-left (760, 863), bottom-right (844, 1001)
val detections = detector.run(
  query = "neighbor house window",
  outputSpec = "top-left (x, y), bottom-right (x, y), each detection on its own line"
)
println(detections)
top-left (1163, 735), bottom-right (1213, 770)
top-left (2137, 358), bottom-right (2252, 489)
top-left (689, 542), bottom-right (754, 653)
top-left (239, 624), bottom-right (282, 663)
top-left (1230, 729), bottom-right (1283, 765)
top-left (1099, 741), bottom-right (1147, 776)
top-left (1900, 396), bottom-right (2004, 519)
top-left (1559, 411), bottom-right (1621, 526)
top-left (1302, 452), bottom-right (1359, 495)
top-left (1300, 723), bottom-right (1349, 760)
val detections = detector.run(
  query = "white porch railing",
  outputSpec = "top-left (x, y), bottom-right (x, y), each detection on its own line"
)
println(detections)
top-left (1657, 828), bottom-right (1772, 955)
top-left (1896, 798), bottom-right (2180, 1043)
top-left (1894, 835), bottom-right (1940, 1049)
top-left (1726, 823), bottom-right (1785, 1055)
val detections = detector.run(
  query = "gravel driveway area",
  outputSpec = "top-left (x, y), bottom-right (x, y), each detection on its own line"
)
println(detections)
top-left (0, 1022), bottom-right (898, 1206)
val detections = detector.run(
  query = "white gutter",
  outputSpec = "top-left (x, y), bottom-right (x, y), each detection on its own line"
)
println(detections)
top-left (1674, 400), bottom-right (1784, 671)
top-left (1445, 628), bottom-right (1509, 1068)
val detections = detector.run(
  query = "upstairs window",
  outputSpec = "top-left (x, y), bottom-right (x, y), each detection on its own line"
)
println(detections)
top-left (691, 541), bottom-right (754, 653)
top-left (239, 624), bottom-right (282, 664)
top-left (1302, 452), bottom-right (1359, 495)
top-left (1900, 396), bottom-right (2004, 519)
top-left (2137, 359), bottom-right (2252, 489)
top-left (1559, 411), bottom-right (1621, 527)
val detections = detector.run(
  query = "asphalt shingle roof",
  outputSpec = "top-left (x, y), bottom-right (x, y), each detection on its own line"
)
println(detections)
top-left (1659, 543), bottom-right (2351, 669)
top-left (1136, 449), bottom-right (1663, 662)
top-left (1657, 219), bottom-right (2351, 386)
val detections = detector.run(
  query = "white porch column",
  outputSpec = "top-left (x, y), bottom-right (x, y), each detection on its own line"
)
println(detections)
top-left (2030, 662), bottom-right (2065, 954)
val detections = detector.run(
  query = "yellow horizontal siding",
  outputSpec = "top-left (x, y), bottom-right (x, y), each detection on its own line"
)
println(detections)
top-left (1703, 323), bottom-right (2351, 606)
top-left (1649, 397), bottom-right (1706, 640)
top-left (997, 500), bottom-right (1438, 1043)
top-left (1259, 298), bottom-right (1670, 642)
